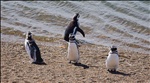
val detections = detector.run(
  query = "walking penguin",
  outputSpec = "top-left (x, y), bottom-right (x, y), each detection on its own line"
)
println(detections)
top-left (106, 45), bottom-right (119, 72)
top-left (67, 34), bottom-right (80, 64)
top-left (64, 13), bottom-right (85, 42)
top-left (25, 31), bottom-right (44, 64)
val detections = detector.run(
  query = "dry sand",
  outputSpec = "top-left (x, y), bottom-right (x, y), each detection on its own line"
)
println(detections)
top-left (1, 41), bottom-right (150, 83)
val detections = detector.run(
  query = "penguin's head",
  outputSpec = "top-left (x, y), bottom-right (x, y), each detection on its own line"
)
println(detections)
top-left (73, 13), bottom-right (80, 21)
top-left (110, 45), bottom-right (117, 51)
top-left (69, 34), bottom-right (76, 42)
top-left (26, 31), bottom-right (32, 40)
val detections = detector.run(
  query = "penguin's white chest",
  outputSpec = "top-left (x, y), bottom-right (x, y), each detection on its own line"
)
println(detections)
top-left (106, 53), bottom-right (119, 70)
top-left (25, 40), bottom-right (30, 56)
top-left (67, 43), bottom-right (79, 61)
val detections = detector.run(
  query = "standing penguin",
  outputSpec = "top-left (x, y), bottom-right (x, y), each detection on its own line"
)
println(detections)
top-left (106, 46), bottom-right (119, 72)
top-left (64, 13), bottom-right (85, 42)
top-left (67, 34), bottom-right (80, 64)
top-left (25, 31), bottom-right (44, 64)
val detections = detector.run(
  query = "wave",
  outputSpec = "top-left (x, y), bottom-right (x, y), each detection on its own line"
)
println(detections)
top-left (1, 1), bottom-right (150, 54)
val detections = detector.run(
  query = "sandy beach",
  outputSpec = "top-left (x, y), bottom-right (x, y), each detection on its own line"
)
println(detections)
top-left (1, 1), bottom-right (150, 83)
top-left (1, 40), bottom-right (150, 83)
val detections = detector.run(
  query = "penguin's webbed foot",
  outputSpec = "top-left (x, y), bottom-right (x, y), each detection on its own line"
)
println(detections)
top-left (69, 61), bottom-right (72, 64)
top-left (74, 62), bottom-right (78, 65)
top-left (77, 44), bottom-right (81, 47)
top-left (107, 69), bottom-right (110, 72)
top-left (113, 69), bottom-right (117, 72)
top-left (108, 69), bottom-right (117, 73)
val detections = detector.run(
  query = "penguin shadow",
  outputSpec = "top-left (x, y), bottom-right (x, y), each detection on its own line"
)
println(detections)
top-left (31, 62), bottom-right (47, 65)
top-left (73, 63), bottom-right (89, 69)
top-left (109, 71), bottom-right (131, 76)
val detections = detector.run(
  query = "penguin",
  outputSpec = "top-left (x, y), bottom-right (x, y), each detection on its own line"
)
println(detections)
top-left (24, 31), bottom-right (44, 64)
top-left (106, 45), bottom-right (119, 72)
top-left (64, 13), bottom-right (85, 42)
top-left (67, 34), bottom-right (80, 64)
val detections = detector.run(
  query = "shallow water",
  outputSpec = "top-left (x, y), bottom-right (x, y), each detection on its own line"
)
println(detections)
top-left (1, 1), bottom-right (150, 54)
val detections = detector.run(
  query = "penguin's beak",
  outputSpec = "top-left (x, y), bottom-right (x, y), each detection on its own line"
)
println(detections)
top-left (78, 14), bottom-right (80, 18)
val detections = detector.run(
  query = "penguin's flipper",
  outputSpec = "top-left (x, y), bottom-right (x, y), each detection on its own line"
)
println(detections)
top-left (77, 28), bottom-right (85, 37)
top-left (64, 33), bottom-right (69, 42)
top-left (31, 42), bottom-right (44, 63)
top-left (27, 42), bottom-right (36, 61)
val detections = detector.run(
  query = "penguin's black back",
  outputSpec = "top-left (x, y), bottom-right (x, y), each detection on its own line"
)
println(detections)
top-left (27, 40), bottom-right (43, 62)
